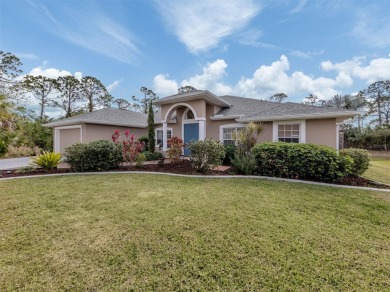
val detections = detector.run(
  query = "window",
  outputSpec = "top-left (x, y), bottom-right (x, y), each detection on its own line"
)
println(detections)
top-left (277, 124), bottom-right (300, 143)
top-left (185, 110), bottom-right (195, 120)
top-left (222, 127), bottom-right (245, 145)
top-left (156, 129), bottom-right (172, 147)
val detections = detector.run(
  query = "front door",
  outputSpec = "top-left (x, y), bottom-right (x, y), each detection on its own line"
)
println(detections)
top-left (184, 123), bottom-right (199, 156)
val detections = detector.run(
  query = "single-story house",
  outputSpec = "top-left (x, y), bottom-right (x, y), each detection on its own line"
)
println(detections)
top-left (44, 90), bottom-right (360, 154)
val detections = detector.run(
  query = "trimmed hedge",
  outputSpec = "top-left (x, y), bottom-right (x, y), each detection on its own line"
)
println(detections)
top-left (223, 144), bottom-right (237, 165)
top-left (143, 151), bottom-right (163, 161)
top-left (65, 140), bottom-right (123, 172)
top-left (339, 148), bottom-right (370, 175)
top-left (252, 142), bottom-right (352, 182)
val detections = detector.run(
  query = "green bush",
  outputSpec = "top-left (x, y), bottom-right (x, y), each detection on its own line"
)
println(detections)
top-left (139, 136), bottom-right (149, 150)
top-left (252, 142), bottom-right (352, 182)
top-left (339, 148), bottom-right (370, 175)
top-left (143, 151), bottom-right (163, 161)
top-left (0, 140), bottom-right (6, 157)
top-left (65, 140), bottom-right (123, 172)
top-left (136, 153), bottom-right (146, 168)
top-left (30, 151), bottom-right (62, 170)
top-left (188, 139), bottom-right (225, 173)
top-left (231, 153), bottom-right (257, 175)
top-left (223, 144), bottom-right (237, 165)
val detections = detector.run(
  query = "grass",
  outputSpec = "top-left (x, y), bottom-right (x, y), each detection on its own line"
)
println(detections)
top-left (1, 174), bottom-right (390, 290)
top-left (363, 157), bottom-right (390, 185)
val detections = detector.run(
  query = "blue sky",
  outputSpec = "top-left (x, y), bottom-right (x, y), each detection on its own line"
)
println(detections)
top-left (1, 0), bottom-right (389, 116)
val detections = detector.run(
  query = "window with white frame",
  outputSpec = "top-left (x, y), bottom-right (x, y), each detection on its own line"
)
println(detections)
top-left (185, 110), bottom-right (195, 120)
top-left (222, 127), bottom-right (245, 145)
top-left (156, 129), bottom-right (172, 147)
top-left (277, 124), bottom-right (300, 143)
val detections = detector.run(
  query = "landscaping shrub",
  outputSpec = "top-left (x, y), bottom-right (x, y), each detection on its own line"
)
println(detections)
top-left (143, 151), bottom-right (163, 161)
top-left (136, 153), bottom-right (146, 168)
top-left (231, 153), bottom-right (257, 175)
top-left (234, 122), bottom-right (264, 155)
top-left (6, 145), bottom-right (35, 158)
top-left (0, 140), bottom-right (6, 157)
top-left (65, 140), bottom-right (123, 172)
top-left (139, 136), bottom-right (149, 150)
top-left (252, 142), bottom-right (352, 182)
top-left (167, 137), bottom-right (183, 163)
top-left (188, 139), bottom-right (225, 173)
top-left (112, 129), bottom-right (145, 163)
top-left (339, 148), bottom-right (370, 175)
top-left (223, 144), bottom-right (237, 165)
top-left (30, 151), bottom-right (62, 170)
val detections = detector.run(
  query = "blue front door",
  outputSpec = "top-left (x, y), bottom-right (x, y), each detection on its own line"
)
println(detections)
top-left (184, 123), bottom-right (199, 156)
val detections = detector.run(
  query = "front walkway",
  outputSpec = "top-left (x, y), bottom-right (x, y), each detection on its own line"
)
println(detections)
top-left (0, 157), bottom-right (34, 170)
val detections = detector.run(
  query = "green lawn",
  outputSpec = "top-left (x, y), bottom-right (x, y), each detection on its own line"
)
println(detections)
top-left (363, 159), bottom-right (390, 185)
top-left (1, 174), bottom-right (389, 290)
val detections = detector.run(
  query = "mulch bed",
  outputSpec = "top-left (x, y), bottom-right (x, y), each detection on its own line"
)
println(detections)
top-left (1, 159), bottom-right (389, 189)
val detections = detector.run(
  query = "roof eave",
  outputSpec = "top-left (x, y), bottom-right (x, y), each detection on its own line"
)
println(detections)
top-left (44, 120), bottom-right (147, 128)
top-left (210, 115), bottom-right (242, 120)
top-left (237, 111), bottom-right (360, 122)
top-left (155, 91), bottom-right (230, 107)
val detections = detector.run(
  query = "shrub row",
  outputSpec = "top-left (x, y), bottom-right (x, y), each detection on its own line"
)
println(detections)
top-left (65, 140), bottom-right (123, 172)
top-left (339, 148), bottom-right (370, 175)
top-left (252, 142), bottom-right (353, 182)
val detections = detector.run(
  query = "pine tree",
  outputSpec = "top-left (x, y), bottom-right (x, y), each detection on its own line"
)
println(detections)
top-left (147, 99), bottom-right (155, 153)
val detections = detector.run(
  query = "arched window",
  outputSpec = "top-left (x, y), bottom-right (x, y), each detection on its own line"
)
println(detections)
top-left (185, 109), bottom-right (195, 120)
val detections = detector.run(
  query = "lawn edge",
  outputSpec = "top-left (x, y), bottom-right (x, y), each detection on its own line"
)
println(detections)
top-left (1, 171), bottom-right (390, 193)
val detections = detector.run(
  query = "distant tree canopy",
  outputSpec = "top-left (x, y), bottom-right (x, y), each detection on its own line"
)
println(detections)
top-left (269, 93), bottom-right (287, 103)
top-left (80, 76), bottom-right (112, 112)
top-left (131, 86), bottom-right (159, 113)
top-left (178, 85), bottom-right (197, 94)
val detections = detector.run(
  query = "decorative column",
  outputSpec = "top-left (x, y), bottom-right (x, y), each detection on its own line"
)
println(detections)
top-left (162, 122), bottom-right (168, 151)
top-left (198, 119), bottom-right (206, 140)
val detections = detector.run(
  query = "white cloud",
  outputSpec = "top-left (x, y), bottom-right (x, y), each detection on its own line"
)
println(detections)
top-left (321, 56), bottom-right (390, 84)
top-left (106, 80), bottom-right (121, 93)
top-left (14, 52), bottom-right (39, 60)
top-left (155, 0), bottom-right (261, 53)
top-left (181, 59), bottom-right (232, 95)
top-left (351, 7), bottom-right (390, 49)
top-left (74, 72), bottom-right (82, 80)
top-left (290, 0), bottom-right (308, 14)
top-left (27, 67), bottom-right (72, 79)
top-left (154, 60), bottom-right (233, 96)
top-left (153, 74), bottom-right (178, 97)
top-left (31, 3), bottom-right (140, 64)
top-left (153, 55), bottom-right (389, 101)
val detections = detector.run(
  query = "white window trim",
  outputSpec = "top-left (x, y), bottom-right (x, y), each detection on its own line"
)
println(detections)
top-left (219, 123), bottom-right (247, 144)
top-left (155, 127), bottom-right (172, 149)
top-left (54, 125), bottom-right (83, 153)
top-left (272, 120), bottom-right (306, 143)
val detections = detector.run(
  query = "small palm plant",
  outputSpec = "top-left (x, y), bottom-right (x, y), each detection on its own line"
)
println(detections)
top-left (31, 151), bottom-right (62, 170)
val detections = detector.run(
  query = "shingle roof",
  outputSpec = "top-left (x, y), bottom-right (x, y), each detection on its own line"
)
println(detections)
top-left (44, 108), bottom-right (148, 128)
top-left (215, 95), bottom-right (359, 120)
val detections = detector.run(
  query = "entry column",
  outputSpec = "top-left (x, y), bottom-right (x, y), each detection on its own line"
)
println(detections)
top-left (162, 122), bottom-right (168, 151)
top-left (198, 119), bottom-right (206, 141)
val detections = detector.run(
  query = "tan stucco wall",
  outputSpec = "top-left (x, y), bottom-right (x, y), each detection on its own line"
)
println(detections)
top-left (205, 104), bottom-right (272, 143)
top-left (84, 124), bottom-right (147, 143)
top-left (60, 128), bottom-right (81, 153)
top-left (161, 99), bottom-right (206, 121)
top-left (306, 118), bottom-right (337, 148)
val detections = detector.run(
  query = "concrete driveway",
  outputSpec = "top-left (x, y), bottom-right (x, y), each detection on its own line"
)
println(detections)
top-left (0, 157), bottom-right (34, 170)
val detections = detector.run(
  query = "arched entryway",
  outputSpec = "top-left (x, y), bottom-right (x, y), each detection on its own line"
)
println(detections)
top-left (182, 108), bottom-right (199, 155)
top-left (162, 103), bottom-right (206, 153)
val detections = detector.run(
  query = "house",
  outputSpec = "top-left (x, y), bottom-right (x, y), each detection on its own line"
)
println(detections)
top-left (44, 90), bottom-right (360, 154)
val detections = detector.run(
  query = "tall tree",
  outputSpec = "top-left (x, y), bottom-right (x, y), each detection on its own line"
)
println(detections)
top-left (131, 86), bottom-right (158, 113)
top-left (80, 76), bottom-right (112, 112)
top-left (365, 80), bottom-right (390, 125)
top-left (53, 76), bottom-right (83, 118)
top-left (303, 93), bottom-right (319, 105)
top-left (178, 85), bottom-right (197, 94)
top-left (269, 93), bottom-right (288, 103)
top-left (22, 75), bottom-right (57, 120)
top-left (0, 51), bottom-right (25, 102)
top-left (0, 51), bottom-right (22, 85)
top-left (112, 98), bottom-right (130, 110)
top-left (147, 99), bottom-right (155, 153)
